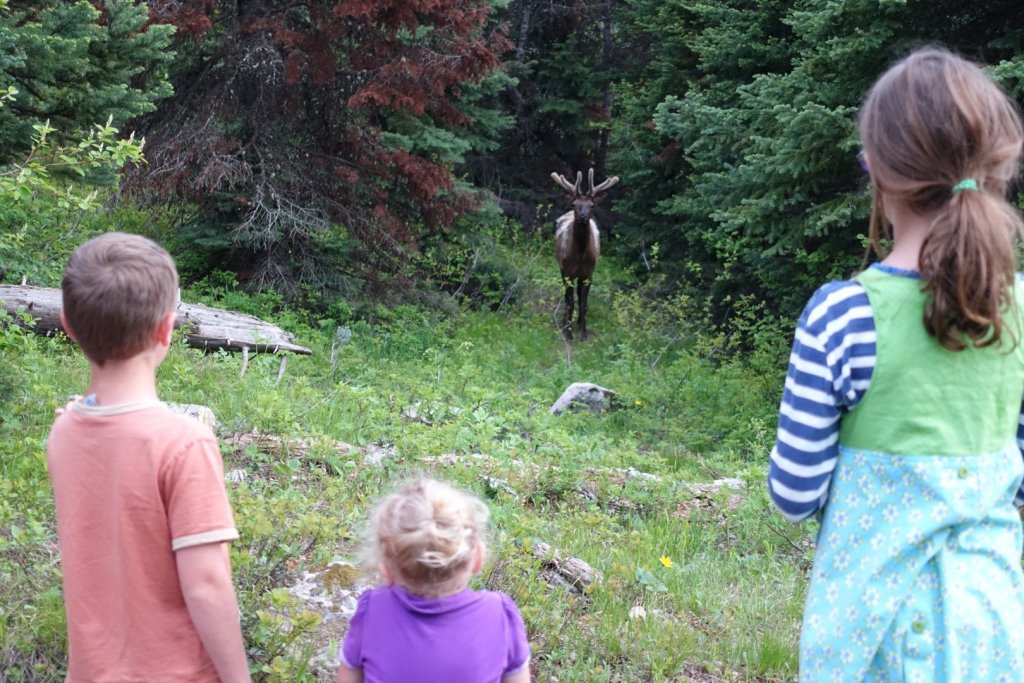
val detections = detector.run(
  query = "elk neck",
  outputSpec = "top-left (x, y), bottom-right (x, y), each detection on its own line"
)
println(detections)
top-left (571, 214), bottom-right (593, 249)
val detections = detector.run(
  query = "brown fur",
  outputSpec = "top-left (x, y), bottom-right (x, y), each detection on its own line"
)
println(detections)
top-left (551, 169), bottom-right (618, 339)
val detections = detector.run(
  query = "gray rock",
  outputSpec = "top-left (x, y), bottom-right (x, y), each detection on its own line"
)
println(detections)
top-left (550, 382), bottom-right (617, 415)
top-left (166, 403), bottom-right (217, 430)
top-left (363, 443), bottom-right (395, 466)
top-left (285, 561), bottom-right (373, 678)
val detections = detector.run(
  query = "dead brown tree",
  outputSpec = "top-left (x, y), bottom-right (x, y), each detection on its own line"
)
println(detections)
top-left (550, 168), bottom-right (619, 340)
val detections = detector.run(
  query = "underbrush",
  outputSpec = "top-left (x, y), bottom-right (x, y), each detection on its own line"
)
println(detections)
top-left (0, 241), bottom-right (810, 681)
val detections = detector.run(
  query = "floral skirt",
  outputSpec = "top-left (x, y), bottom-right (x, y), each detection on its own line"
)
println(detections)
top-left (800, 445), bottom-right (1024, 682)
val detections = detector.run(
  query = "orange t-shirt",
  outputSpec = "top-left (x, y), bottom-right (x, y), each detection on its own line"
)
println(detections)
top-left (47, 401), bottom-right (239, 683)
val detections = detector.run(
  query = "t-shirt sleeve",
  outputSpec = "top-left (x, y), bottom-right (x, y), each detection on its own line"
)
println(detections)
top-left (163, 433), bottom-right (239, 551)
top-left (501, 593), bottom-right (530, 676)
top-left (341, 590), bottom-right (369, 670)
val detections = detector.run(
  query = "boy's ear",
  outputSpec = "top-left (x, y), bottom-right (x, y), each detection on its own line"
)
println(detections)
top-left (154, 311), bottom-right (177, 347)
top-left (59, 309), bottom-right (77, 341)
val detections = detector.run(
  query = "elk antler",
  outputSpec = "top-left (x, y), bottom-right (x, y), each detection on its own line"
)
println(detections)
top-left (551, 171), bottom-right (582, 195)
top-left (588, 167), bottom-right (619, 196)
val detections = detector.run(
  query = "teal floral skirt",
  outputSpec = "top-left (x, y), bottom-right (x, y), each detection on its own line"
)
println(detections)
top-left (800, 444), bottom-right (1024, 682)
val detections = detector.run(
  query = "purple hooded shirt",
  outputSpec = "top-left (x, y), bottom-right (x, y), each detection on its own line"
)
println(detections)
top-left (341, 585), bottom-right (530, 682)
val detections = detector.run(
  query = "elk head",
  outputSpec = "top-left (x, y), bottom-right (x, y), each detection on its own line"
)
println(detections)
top-left (550, 168), bottom-right (619, 223)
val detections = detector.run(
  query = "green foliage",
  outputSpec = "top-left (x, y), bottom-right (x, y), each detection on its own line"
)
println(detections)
top-left (380, 70), bottom-right (514, 164)
top-left (0, 116), bottom-right (144, 206)
top-left (0, 0), bottom-right (174, 158)
top-left (611, 0), bottom-right (1024, 319)
top-left (1, 235), bottom-right (810, 680)
top-left (420, 210), bottom-right (540, 310)
top-left (0, 320), bottom-right (80, 681)
top-left (469, 0), bottom-right (619, 227)
top-left (0, 108), bottom-right (146, 285)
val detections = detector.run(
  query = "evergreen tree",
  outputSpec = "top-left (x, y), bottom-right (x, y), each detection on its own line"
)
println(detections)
top-left (0, 0), bottom-right (174, 160)
top-left (612, 0), bottom-right (1024, 318)
top-left (467, 0), bottom-right (621, 230)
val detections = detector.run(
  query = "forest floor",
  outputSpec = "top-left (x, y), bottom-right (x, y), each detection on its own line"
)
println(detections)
top-left (0, 257), bottom-right (812, 682)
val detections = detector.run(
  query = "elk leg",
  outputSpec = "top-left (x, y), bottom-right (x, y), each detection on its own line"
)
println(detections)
top-left (562, 278), bottom-right (574, 340)
top-left (578, 278), bottom-right (591, 340)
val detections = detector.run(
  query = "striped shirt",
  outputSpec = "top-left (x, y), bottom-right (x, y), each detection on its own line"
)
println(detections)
top-left (768, 266), bottom-right (1024, 522)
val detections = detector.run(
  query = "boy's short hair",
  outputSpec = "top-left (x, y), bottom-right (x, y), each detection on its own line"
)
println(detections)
top-left (62, 232), bottom-right (178, 365)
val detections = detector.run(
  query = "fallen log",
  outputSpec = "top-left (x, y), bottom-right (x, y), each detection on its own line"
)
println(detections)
top-left (0, 284), bottom-right (312, 356)
top-left (221, 431), bottom-right (359, 458)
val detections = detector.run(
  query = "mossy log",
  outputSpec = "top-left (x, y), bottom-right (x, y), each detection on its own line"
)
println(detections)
top-left (0, 284), bottom-right (312, 356)
top-left (221, 431), bottom-right (359, 458)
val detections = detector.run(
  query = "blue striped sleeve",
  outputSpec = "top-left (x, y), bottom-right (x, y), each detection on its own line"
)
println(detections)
top-left (1017, 274), bottom-right (1024, 508)
top-left (1016, 396), bottom-right (1024, 507)
top-left (768, 280), bottom-right (876, 522)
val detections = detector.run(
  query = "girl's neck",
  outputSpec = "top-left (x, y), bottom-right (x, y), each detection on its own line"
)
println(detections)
top-left (396, 579), bottom-right (469, 599)
top-left (880, 197), bottom-right (936, 271)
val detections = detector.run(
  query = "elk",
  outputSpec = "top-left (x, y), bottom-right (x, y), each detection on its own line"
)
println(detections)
top-left (551, 168), bottom-right (619, 340)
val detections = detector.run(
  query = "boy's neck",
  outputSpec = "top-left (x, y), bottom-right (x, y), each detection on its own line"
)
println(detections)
top-left (84, 353), bottom-right (161, 407)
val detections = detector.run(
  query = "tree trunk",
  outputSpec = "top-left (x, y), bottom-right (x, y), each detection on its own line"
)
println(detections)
top-left (0, 284), bottom-right (312, 355)
top-left (598, 0), bottom-right (614, 174)
top-left (515, 0), bottom-right (533, 62)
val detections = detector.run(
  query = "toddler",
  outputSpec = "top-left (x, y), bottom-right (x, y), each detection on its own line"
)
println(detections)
top-left (337, 478), bottom-right (530, 683)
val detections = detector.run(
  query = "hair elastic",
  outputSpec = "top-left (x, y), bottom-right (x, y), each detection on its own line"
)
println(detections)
top-left (952, 178), bottom-right (978, 193)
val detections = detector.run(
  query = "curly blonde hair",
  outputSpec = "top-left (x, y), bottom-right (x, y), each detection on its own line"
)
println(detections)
top-left (369, 479), bottom-right (490, 597)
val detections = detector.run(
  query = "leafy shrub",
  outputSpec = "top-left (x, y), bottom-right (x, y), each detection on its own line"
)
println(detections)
top-left (421, 213), bottom-right (540, 311)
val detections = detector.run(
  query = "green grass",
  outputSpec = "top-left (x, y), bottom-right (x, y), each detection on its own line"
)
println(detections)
top-left (0, 257), bottom-right (811, 682)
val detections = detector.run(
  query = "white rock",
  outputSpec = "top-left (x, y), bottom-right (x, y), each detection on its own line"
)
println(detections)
top-left (167, 402), bottom-right (217, 430)
top-left (363, 444), bottom-right (395, 466)
top-left (550, 382), bottom-right (617, 415)
top-left (628, 605), bottom-right (647, 620)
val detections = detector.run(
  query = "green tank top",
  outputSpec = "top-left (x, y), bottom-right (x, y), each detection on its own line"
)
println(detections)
top-left (838, 266), bottom-right (1024, 455)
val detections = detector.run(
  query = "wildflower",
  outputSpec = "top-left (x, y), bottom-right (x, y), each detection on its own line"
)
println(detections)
top-left (659, 555), bottom-right (673, 568)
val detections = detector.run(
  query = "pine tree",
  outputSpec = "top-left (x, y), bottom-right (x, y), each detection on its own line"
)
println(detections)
top-left (464, 0), bottom-right (622, 231)
top-left (611, 0), bottom-right (1024, 318)
top-left (0, 0), bottom-right (174, 160)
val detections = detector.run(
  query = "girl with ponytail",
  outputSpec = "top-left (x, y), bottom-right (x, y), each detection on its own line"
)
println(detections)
top-left (767, 47), bottom-right (1024, 680)
top-left (337, 479), bottom-right (530, 683)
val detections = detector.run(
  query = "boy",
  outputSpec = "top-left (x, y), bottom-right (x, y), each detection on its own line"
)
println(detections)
top-left (47, 232), bottom-right (251, 682)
